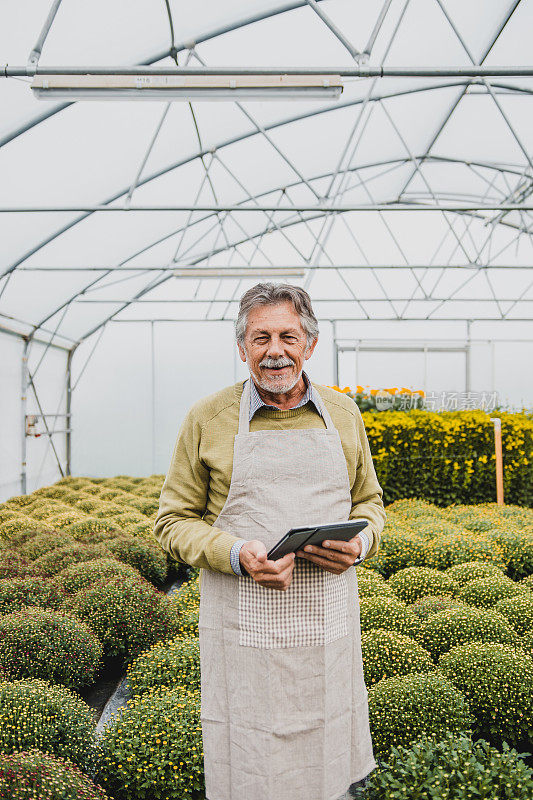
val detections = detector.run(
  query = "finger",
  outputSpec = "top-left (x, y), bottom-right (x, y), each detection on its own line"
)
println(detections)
top-left (280, 554), bottom-right (296, 570)
top-left (297, 552), bottom-right (349, 572)
top-left (256, 564), bottom-right (293, 583)
top-left (300, 544), bottom-right (354, 562)
top-left (256, 560), bottom-right (294, 583)
top-left (267, 552), bottom-right (295, 569)
top-left (246, 541), bottom-right (268, 560)
top-left (320, 539), bottom-right (360, 555)
top-left (259, 555), bottom-right (295, 574)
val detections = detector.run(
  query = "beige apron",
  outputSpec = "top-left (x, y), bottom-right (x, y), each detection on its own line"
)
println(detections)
top-left (199, 379), bottom-right (376, 800)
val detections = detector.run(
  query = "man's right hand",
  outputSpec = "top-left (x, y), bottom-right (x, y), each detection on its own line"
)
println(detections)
top-left (239, 540), bottom-right (295, 591)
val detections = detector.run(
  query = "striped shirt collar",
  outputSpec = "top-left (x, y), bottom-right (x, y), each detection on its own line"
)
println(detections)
top-left (249, 371), bottom-right (323, 421)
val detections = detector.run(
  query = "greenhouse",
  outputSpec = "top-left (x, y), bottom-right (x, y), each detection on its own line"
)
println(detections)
top-left (0, 1), bottom-right (532, 799)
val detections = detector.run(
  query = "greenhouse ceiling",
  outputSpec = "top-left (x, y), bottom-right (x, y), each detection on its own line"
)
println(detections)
top-left (1, 0), bottom-right (533, 352)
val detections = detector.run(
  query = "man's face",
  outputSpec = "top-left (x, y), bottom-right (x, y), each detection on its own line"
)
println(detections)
top-left (238, 301), bottom-right (317, 394)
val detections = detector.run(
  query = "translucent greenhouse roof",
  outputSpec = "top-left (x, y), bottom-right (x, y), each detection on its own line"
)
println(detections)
top-left (1, 0), bottom-right (533, 349)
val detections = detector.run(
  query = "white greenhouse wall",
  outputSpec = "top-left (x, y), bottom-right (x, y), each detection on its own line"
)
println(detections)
top-left (2, 319), bottom-right (530, 498)
top-left (0, 332), bottom-right (22, 501)
top-left (0, 332), bottom-right (68, 502)
top-left (71, 319), bottom-right (335, 479)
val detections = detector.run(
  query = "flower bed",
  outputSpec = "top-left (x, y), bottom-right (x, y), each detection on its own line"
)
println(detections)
top-left (0, 750), bottom-right (110, 800)
top-left (0, 608), bottom-right (103, 689)
top-left (368, 671), bottom-right (473, 758)
top-left (0, 480), bottom-right (532, 798)
top-left (127, 636), bottom-right (200, 697)
top-left (366, 733), bottom-right (533, 800)
top-left (440, 642), bottom-right (533, 747)
top-left (97, 688), bottom-right (204, 800)
top-left (61, 574), bottom-right (178, 662)
top-left (361, 408), bottom-right (533, 506)
top-left (0, 679), bottom-right (97, 769)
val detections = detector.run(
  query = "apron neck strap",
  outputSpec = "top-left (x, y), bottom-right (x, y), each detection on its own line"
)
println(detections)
top-left (238, 378), bottom-right (335, 433)
top-left (238, 379), bottom-right (252, 434)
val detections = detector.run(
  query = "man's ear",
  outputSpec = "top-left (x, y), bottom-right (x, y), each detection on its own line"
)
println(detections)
top-left (237, 342), bottom-right (247, 363)
top-left (304, 337), bottom-right (318, 360)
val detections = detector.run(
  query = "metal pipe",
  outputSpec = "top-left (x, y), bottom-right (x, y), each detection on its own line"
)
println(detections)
top-left (0, 84), bottom-right (524, 284)
top-left (126, 104), bottom-right (170, 202)
top-left (0, 2), bottom-right (336, 153)
top-left (465, 320), bottom-right (471, 392)
top-left (14, 263), bottom-right (533, 271)
top-left (27, 373), bottom-right (65, 478)
top-left (72, 297), bottom-right (533, 304)
top-left (105, 316), bottom-right (533, 323)
top-left (27, 0), bottom-right (64, 68)
top-left (395, 0), bottom-right (522, 201)
top-left (1, 203), bottom-right (533, 212)
top-left (364, 0), bottom-right (394, 55)
top-left (306, 0), bottom-right (360, 60)
top-left (0, 321), bottom-right (72, 349)
top-left (29, 429), bottom-right (71, 436)
top-left (20, 340), bottom-right (29, 494)
top-left (332, 321), bottom-right (338, 385)
top-left (150, 321), bottom-right (156, 475)
top-left (46, 189), bottom-right (533, 344)
top-left (339, 345), bottom-right (467, 352)
top-left (336, 337), bottom-right (532, 344)
top-left (6, 65), bottom-right (533, 77)
top-left (66, 348), bottom-right (73, 476)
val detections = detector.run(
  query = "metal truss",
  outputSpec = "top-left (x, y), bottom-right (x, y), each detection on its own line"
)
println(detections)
top-left (2, 0), bottom-right (533, 493)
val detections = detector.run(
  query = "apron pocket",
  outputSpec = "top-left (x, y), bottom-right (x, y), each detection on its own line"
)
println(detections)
top-left (238, 560), bottom-right (348, 649)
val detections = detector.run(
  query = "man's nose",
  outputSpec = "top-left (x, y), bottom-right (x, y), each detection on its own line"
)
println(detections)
top-left (266, 336), bottom-right (285, 357)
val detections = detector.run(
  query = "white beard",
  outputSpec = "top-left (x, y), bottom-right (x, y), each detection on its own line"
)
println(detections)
top-left (249, 365), bottom-right (303, 395)
top-left (244, 351), bottom-right (302, 395)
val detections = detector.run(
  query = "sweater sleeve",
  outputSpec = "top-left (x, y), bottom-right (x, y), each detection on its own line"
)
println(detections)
top-left (348, 409), bottom-right (387, 561)
top-left (153, 406), bottom-right (241, 574)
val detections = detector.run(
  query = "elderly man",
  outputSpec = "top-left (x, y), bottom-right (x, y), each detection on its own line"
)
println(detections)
top-left (154, 283), bottom-right (386, 800)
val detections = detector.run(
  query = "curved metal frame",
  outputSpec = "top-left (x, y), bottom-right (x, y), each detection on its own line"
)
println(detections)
top-left (2, 80), bottom-right (533, 338)
top-left (2, 0), bottom-right (532, 494)
top-left (0, 0), bottom-right (530, 338)
top-left (0, 4), bottom-right (531, 328)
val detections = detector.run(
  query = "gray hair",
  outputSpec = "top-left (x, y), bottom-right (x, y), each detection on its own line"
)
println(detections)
top-left (235, 283), bottom-right (319, 348)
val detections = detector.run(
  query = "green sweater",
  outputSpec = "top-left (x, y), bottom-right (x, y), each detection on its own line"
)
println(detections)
top-left (154, 380), bottom-right (386, 574)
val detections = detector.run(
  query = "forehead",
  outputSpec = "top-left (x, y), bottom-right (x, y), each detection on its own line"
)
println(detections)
top-left (246, 301), bottom-right (305, 334)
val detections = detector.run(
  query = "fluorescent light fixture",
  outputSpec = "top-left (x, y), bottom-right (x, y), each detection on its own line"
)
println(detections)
top-left (31, 73), bottom-right (343, 101)
top-left (172, 267), bottom-right (306, 278)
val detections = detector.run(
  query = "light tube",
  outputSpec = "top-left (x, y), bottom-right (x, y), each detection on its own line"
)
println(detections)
top-left (31, 74), bottom-right (343, 101)
top-left (172, 268), bottom-right (306, 278)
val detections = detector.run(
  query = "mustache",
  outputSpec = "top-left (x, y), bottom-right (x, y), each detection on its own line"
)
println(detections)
top-left (259, 357), bottom-right (295, 368)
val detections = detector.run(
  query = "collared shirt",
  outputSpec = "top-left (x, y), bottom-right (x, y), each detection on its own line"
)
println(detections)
top-left (248, 370), bottom-right (323, 421)
top-left (230, 374), bottom-right (369, 575)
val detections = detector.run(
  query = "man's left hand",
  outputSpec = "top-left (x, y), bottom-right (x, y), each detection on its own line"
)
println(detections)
top-left (295, 535), bottom-right (362, 574)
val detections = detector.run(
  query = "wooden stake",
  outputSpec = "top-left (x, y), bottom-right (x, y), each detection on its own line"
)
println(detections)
top-left (493, 418), bottom-right (504, 505)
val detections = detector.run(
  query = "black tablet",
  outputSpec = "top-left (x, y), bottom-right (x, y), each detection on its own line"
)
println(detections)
top-left (267, 519), bottom-right (368, 560)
